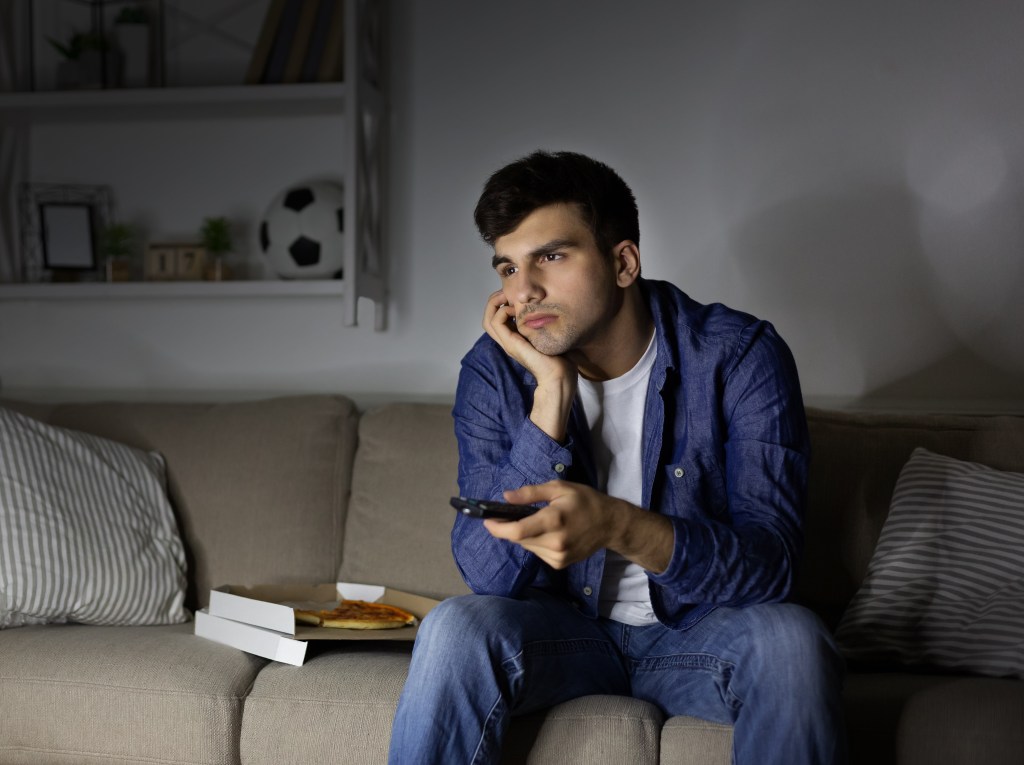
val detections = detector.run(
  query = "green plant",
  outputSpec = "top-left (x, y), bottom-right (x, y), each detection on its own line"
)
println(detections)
top-left (47, 31), bottom-right (109, 60)
top-left (200, 217), bottom-right (233, 256)
top-left (99, 222), bottom-right (135, 260)
top-left (98, 221), bottom-right (135, 260)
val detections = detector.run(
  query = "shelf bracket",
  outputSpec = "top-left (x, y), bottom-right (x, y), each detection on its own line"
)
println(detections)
top-left (343, 0), bottom-right (387, 330)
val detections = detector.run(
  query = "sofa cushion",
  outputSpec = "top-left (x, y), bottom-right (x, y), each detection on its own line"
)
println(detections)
top-left (242, 648), bottom-right (663, 765)
top-left (799, 408), bottom-right (1024, 629)
top-left (659, 715), bottom-right (733, 765)
top-left (240, 644), bottom-right (413, 765)
top-left (339, 403), bottom-right (470, 600)
top-left (0, 622), bottom-right (266, 764)
top-left (844, 672), bottom-right (1024, 765)
top-left (6, 396), bottom-right (360, 610)
top-left (502, 695), bottom-right (664, 765)
top-left (837, 448), bottom-right (1024, 679)
top-left (0, 407), bottom-right (188, 629)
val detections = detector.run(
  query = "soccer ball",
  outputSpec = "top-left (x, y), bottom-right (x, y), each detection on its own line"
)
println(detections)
top-left (259, 181), bottom-right (345, 279)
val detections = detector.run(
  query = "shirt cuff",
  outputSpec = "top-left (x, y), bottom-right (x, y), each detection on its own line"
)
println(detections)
top-left (508, 415), bottom-right (575, 485)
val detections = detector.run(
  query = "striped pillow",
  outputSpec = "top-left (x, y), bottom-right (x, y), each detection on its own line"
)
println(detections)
top-left (0, 407), bottom-right (187, 628)
top-left (836, 447), bottom-right (1024, 679)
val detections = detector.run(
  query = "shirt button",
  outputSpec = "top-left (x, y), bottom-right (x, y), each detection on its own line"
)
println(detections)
top-left (554, 463), bottom-right (566, 474)
top-left (674, 467), bottom-right (685, 478)
top-left (583, 586), bottom-right (593, 596)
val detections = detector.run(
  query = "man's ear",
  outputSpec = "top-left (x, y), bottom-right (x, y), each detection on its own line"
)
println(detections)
top-left (612, 241), bottom-right (642, 287)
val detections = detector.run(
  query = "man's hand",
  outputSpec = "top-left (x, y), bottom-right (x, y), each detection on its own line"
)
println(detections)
top-left (482, 290), bottom-right (576, 442)
top-left (483, 480), bottom-right (674, 574)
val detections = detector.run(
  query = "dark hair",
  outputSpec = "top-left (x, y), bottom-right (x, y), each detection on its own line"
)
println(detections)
top-left (473, 150), bottom-right (639, 255)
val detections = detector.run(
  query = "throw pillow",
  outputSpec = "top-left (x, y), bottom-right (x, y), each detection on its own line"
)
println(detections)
top-left (0, 407), bottom-right (188, 628)
top-left (836, 447), bottom-right (1024, 679)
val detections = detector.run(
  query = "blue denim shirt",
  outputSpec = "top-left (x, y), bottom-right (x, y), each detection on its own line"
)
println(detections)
top-left (451, 278), bottom-right (810, 630)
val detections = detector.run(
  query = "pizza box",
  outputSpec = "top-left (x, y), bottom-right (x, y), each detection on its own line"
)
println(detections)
top-left (193, 582), bottom-right (440, 666)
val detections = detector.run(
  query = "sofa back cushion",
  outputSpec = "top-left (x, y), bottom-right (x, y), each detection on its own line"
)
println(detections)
top-left (339, 403), bottom-right (470, 601)
top-left (798, 407), bottom-right (1024, 628)
top-left (2, 395), bottom-right (359, 610)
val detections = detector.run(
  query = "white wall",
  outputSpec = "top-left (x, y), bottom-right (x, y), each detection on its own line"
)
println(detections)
top-left (3, 0), bottom-right (1024, 408)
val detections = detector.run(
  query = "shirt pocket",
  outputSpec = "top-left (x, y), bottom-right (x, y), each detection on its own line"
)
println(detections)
top-left (661, 454), bottom-right (728, 520)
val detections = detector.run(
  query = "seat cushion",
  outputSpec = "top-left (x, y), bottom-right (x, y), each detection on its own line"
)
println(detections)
top-left (240, 644), bottom-right (413, 765)
top-left (242, 647), bottom-right (663, 765)
top-left (0, 622), bottom-right (266, 764)
top-left (844, 672), bottom-right (1024, 765)
top-left (501, 695), bottom-right (664, 765)
top-left (659, 715), bottom-right (733, 765)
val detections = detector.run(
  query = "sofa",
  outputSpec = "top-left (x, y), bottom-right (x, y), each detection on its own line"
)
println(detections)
top-left (0, 393), bottom-right (1022, 765)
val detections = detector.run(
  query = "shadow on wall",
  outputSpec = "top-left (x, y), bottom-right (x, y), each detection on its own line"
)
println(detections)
top-left (858, 343), bottom-right (1024, 408)
top-left (729, 180), bottom-right (1024, 407)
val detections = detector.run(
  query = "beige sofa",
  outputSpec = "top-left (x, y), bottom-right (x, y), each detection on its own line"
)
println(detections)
top-left (0, 394), bottom-right (1022, 765)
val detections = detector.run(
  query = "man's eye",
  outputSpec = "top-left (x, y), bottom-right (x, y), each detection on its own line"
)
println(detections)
top-left (499, 265), bottom-right (517, 278)
top-left (540, 252), bottom-right (563, 263)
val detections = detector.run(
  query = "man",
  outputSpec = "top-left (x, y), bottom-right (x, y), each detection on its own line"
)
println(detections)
top-left (389, 151), bottom-right (846, 764)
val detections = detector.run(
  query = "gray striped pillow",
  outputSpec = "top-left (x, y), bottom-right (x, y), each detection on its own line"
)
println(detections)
top-left (0, 407), bottom-right (187, 628)
top-left (836, 447), bottom-right (1024, 679)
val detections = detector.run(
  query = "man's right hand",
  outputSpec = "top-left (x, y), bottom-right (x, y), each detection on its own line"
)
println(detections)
top-left (482, 290), bottom-right (577, 442)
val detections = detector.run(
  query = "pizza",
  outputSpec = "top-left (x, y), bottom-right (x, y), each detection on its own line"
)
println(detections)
top-left (294, 599), bottom-right (418, 630)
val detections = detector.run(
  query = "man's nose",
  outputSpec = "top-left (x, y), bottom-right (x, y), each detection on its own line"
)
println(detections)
top-left (510, 266), bottom-right (544, 306)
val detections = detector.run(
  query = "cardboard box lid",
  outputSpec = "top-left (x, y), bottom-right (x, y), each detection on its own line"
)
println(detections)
top-left (194, 609), bottom-right (308, 666)
top-left (207, 582), bottom-right (440, 642)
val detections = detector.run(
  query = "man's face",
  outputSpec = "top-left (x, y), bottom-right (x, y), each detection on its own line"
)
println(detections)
top-left (491, 203), bottom-right (620, 357)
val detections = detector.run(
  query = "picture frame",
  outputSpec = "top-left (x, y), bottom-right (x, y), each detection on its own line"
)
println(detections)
top-left (40, 203), bottom-right (96, 271)
top-left (18, 183), bottom-right (113, 283)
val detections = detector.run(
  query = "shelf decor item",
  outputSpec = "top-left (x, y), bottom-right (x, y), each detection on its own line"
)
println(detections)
top-left (48, 29), bottom-right (121, 90)
top-left (17, 182), bottom-right (112, 283)
top-left (246, 0), bottom-right (344, 86)
top-left (99, 220), bottom-right (136, 281)
top-left (199, 215), bottom-right (232, 281)
top-left (113, 5), bottom-right (152, 88)
top-left (144, 242), bottom-right (205, 281)
top-left (259, 181), bottom-right (345, 280)
top-left (25, 0), bottom-right (165, 92)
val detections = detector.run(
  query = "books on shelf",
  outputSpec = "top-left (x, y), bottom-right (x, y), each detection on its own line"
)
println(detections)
top-left (246, 0), bottom-right (344, 85)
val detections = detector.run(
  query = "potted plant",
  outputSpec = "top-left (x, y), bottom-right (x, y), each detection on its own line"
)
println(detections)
top-left (100, 222), bottom-right (136, 282)
top-left (48, 30), bottom-right (121, 90)
top-left (200, 216), bottom-right (233, 281)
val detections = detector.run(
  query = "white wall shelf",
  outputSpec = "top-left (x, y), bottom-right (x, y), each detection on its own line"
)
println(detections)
top-left (1, 0), bottom-right (387, 330)
top-left (0, 279), bottom-right (344, 300)
top-left (0, 82), bottom-right (348, 123)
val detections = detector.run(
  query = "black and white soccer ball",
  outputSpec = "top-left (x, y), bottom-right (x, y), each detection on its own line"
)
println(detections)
top-left (259, 181), bottom-right (345, 279)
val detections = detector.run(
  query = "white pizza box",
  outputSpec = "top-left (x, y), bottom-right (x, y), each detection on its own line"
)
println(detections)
top-left (194, 609), bottom-right (308, 666)
top-left (194, 582), bottom-right (439, 665)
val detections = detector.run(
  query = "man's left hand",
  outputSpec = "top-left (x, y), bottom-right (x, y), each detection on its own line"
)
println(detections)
top-left (483, 481), bottom-right (673, 573)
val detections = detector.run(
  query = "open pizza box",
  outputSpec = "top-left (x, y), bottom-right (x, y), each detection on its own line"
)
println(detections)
top-left (193, 582), bottom-right (440, 666)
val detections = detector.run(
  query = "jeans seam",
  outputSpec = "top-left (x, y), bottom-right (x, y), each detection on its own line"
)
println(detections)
top-left (633, 652), bottom-right (730, 673)
top-left (520, 637), bottom-right (620, 659)
top-left (470, 691), bottom-right (506, 765)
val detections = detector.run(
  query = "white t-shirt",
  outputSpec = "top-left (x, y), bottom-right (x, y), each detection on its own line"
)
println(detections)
top-left (577, 333), bottom-right (659, 626)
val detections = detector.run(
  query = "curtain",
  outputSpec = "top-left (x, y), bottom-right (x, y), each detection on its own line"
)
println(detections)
top-left (0, 0), bottom-right (28, 283)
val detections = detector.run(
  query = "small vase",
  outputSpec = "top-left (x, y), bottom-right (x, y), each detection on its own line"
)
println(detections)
top-left (106, 257), bottom-right (132, 282)
top-left (205, 256), bottom-right (231, 281)
top-left (116, 23), bottom-right (151, 88)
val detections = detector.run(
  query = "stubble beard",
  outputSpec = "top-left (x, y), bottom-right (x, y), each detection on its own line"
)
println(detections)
top-left (519, 306), bottom-right (583, 357)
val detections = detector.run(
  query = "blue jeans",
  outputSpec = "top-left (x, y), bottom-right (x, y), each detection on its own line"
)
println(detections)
top-left (388, 590), bottom-right (847, 764)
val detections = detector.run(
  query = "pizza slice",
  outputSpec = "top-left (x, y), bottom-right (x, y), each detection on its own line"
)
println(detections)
top-left (294, 599), bottom-right (418, 630)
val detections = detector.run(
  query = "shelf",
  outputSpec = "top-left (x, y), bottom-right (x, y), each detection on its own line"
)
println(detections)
top-left (0, 82), bottom-right (348, 123)
top-left (0, 279), bottom-right (345, 300)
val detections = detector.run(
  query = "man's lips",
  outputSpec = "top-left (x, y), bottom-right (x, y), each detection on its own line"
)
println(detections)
top-left (519, 313), bottom-right (557, 330)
